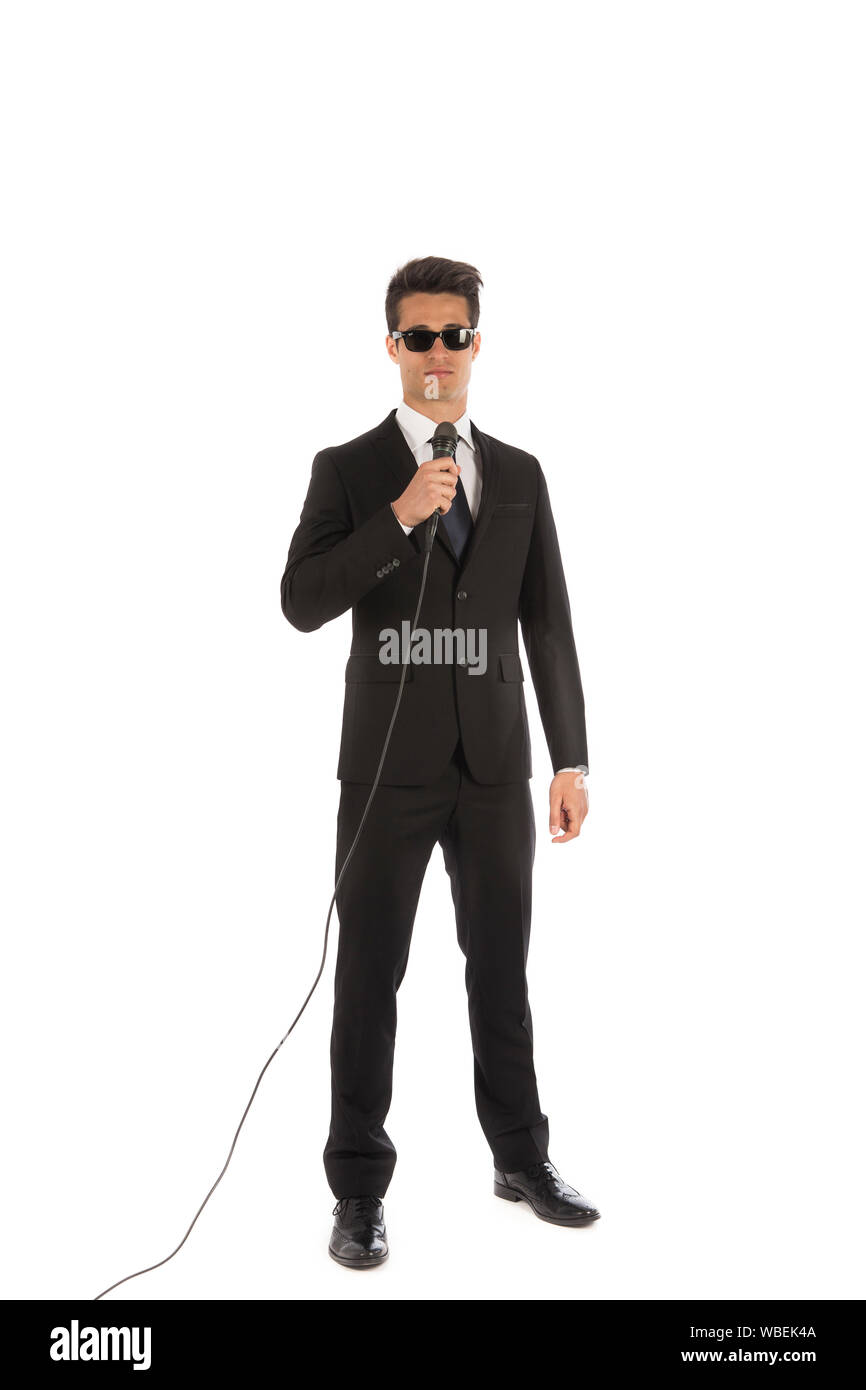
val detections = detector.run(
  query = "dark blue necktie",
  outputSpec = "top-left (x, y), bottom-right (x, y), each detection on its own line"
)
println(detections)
top-left (429, 438), bottom-right (474, 563)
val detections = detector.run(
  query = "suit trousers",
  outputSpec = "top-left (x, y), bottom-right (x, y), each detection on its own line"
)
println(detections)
top-left (323, 735), bottom-right (551, 1199)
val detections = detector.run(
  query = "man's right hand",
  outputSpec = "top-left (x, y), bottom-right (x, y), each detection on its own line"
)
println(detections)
top-left (392, 459), bottom-right (461, 528)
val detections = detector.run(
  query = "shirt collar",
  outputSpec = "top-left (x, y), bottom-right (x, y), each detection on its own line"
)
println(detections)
top-left (395, 399), bottom-right (475, 456)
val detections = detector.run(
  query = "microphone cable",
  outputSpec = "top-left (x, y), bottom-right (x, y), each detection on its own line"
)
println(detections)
top-left (93, 502), bottom-right (446, 1300)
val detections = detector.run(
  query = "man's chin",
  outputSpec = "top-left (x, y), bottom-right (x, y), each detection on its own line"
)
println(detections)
top-left (420, 375), bottom-right (455, 400)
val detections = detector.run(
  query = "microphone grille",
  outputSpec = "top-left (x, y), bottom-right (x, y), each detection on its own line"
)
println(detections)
top-left (428, 420), bottom-right (460, 457)
top-left (432, 421), bottom-right (459, 443)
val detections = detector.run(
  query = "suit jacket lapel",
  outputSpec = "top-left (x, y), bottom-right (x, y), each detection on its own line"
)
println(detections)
top-left (371, 407), bottom-right (500, 575)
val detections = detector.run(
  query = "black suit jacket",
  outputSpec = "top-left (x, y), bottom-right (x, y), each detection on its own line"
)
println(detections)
top-left (280, 408), bottom-right (588, 785)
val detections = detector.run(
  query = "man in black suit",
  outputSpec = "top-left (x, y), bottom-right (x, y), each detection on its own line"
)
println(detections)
top-left (281, 256), bottom-right (600, 1268)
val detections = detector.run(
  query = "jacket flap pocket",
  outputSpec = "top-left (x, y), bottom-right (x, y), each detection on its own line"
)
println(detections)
top-left (346, 654), bottom-right (413, 682)
top-left (498, 652), bottom-right (524, 682)
top-left (492, 502), bottom-right (531, 515)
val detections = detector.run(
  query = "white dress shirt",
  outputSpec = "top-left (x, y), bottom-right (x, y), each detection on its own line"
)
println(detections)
top-left (394, 398), bottom-right (482, 525)
top-left (391, 400), bottom-right (587, 781)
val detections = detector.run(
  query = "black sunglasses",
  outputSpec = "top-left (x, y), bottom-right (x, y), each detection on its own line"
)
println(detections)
top-left (391, 327), bottom-right (476, 353)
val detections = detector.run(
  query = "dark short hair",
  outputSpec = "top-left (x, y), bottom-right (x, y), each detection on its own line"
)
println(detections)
top-left (386, 256), bottom-right (483, 333)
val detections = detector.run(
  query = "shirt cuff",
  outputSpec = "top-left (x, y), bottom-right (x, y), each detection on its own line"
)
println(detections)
top-left (391, 503), bottom-right (414, 536)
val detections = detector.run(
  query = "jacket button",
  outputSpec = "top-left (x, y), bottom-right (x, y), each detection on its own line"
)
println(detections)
top-left (393, 558), bottom-right (400, 566)
top-left (457, 590), bottom-right (467, 600)
top-left (376, 568), bottom-right (383, 577)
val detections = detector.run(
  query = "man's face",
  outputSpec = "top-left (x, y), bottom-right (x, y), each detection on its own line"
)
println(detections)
top-left (386, 292), bottom-right (481, 415)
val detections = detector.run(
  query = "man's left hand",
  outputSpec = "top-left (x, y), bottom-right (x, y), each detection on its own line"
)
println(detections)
top-left (548, 772), bottom-right (588, 844)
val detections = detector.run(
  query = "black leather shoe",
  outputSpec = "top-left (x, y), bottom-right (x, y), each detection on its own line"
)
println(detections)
top-left (493, 1160), bottom-right (601, 1225)
top-left (328, 1195), bottom-right (389, 1268)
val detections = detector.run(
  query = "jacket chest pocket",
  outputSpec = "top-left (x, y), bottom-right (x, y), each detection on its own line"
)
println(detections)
top-left (492, 502), bottom-right (531, 518)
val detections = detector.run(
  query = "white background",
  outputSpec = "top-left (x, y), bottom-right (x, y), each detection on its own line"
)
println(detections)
top-left (1, 0), bottom-right (864, 1302)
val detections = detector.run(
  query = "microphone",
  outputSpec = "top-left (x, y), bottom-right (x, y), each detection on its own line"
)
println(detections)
top-left (425, 420), bottom-right (460, 552)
